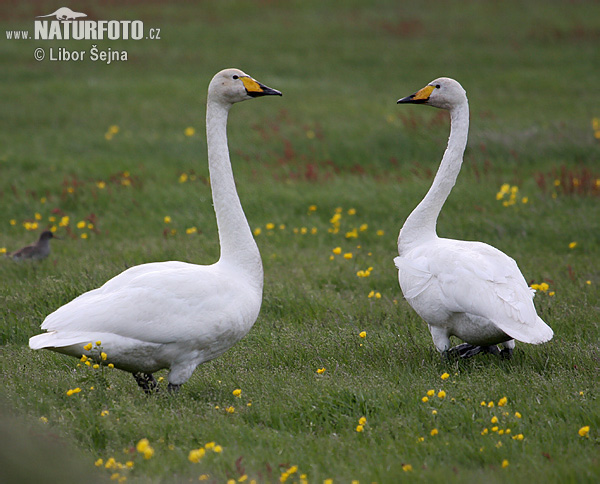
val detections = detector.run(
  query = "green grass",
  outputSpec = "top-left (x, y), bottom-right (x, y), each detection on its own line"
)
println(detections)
top-left (1, 1), bottom-right (599, 482)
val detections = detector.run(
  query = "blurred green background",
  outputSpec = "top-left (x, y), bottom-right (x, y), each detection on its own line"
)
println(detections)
top-left (1, 1), bottom-right (599, 483)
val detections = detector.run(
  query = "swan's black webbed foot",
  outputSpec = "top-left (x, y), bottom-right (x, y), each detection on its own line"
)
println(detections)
top-left (500, 347), bottom-right (513, 360)
top-left (133, 372), bottom-right (159, 394)
top-left (448, 343), bottom-right (501, 359)
top-left (167, 383), bottom-right (181, 394)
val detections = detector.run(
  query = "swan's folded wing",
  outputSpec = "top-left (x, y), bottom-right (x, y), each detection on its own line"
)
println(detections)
top-left (432, 241), bottom-right (553, 343)
top-left (395, 255), bottom-right (434, 299)
top-left (39, 263), bottom-right (256, 346)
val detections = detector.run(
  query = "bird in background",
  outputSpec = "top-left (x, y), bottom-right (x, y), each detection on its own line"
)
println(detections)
top-left (7, 230), bottom-right (58, 261)
top-left (394, 77), bottom-right (553, 359)
top-left (29, 69), bottom-right (281, 393)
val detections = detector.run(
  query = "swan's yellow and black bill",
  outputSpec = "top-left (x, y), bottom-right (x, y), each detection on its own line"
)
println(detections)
top-left (397, 85), bottom-right (435, 104)
top-left (241, 76), bottom-right (282, 97)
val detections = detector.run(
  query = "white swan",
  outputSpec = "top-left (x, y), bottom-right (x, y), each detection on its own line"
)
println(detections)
top-left (29, 69), bottom-right (281, 391)
top-left (394, 78), bottom-right (553, 358)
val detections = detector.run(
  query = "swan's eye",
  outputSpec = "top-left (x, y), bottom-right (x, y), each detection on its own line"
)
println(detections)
top-left (435, 84), bottom-right (441, 89)
top-left (232, 75), bottom-right (239, 80)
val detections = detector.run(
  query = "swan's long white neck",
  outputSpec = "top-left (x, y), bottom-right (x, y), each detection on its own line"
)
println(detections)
top-left (398, 101), bottom-right (469, 254)
top-left (206, 99), bottom-right (263, 282)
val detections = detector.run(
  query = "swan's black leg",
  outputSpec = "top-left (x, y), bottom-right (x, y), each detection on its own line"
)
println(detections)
top-left (500, 347), bottom-right (513, 360)
top-left (133, 372), bottom-right (159, 394)
top-left (448, 343), bottom-right (480, 358)
top-left (448, 343), bottom-right (502, 359)
top-left (167, 383), bottom-right (181, 394)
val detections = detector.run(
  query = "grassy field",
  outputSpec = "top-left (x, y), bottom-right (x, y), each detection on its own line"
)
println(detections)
top-left (1, 1), bottom-right (599, 482)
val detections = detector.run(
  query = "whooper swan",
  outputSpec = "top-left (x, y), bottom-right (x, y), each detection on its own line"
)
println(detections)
top-left (29, 69), bottom-right (282, 391)
top-left (394, 77), bottom-right (553, 359)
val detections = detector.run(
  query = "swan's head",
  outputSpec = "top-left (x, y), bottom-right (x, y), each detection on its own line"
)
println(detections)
top-left (397, 77), bottom-right (467, 110)
top-left (208, 68), bottom-right (282, 105)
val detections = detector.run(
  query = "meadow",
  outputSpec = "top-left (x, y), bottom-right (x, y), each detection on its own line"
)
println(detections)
top-left (1, 0), bottom-right (599, 482)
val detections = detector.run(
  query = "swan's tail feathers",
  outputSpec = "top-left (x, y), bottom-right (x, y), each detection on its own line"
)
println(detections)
top-left (532, 316), bottom-right (554, 344)
top-left (502, 316), bottom-right (554, 345)
top-left (29, 331), bottom-right (101, 350)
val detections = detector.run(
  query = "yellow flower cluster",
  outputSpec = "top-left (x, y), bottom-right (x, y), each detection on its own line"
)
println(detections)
top-left (188, 441), bottom-right (224, 463)
top-left (496, 184), bottom-right (528, 206)
top-left (367, 290), bottom-right (381, 299)
top-left (593, 118), bottom-right (600, 139)
top-left (356, 416), bottom-right (367, 433)
top-left (104, 124), bottom-right (119, 141)
top-left (136, 438), bottom-right (155, 459)
top-left (316, 367), bottom-right (326, 374)
top-left (279, 464), bottom-right (300, 483)
top-left (530, 282), bottom-right (549, 292)
top-left (356, 266), bottom-right (373, 278)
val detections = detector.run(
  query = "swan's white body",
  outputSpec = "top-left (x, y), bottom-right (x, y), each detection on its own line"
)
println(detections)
top-left (395, 78), bottom-right (553, 356)
top-left (29, 69), bottom-right (281, 388)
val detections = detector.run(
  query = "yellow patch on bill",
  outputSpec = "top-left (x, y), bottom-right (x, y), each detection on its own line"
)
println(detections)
top-left (413, 85), bottom-right (435, 101)
top-left (240, 76), bottom-right (263, 93)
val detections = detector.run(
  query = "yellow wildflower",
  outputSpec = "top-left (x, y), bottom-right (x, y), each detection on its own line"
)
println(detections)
top-left (578, 426), bottom-right (590, 437)
top-left (95, 458), bottom-right (104, 467)
top-left (569, 241), bottom-right (577, 249)
top-left (347, 208), bottom-right (356, 215)
top-left (402, 464), bottom-right (413, 472)
top-left (136, 438), bottom-right (150, 453)
top-left (316, 367), bottom-right (326, 374)
top-left (188, 448), bottom-right (206, 463)
top-left (437, 390), bottom-right (446, 399)
top-left (430, 428), bottom-right (438, 436)
top-left (213, 445), bottom-right (223, 453)
top-left (441, 372), bottom-right (450, 380)
top-left (332, 247), bottom-right (342, 255)
top-left (266, 223), bottom-right (275, 230)
top-left (356, 424), bottom-right (364, 432)
top-left (225, 406), bottom-right (235, 414)
top-left (184, 127), bottom-right (195, 137)
top-left (502, 459), bottom-right (509, 468)
top-left (421, 396), bottom-right (429, 403)
top-left (101, 352), bottom-right (108, 361)
top-left (343, 252), bottom-right (353, 259)
top-left (308, 205), bottom-right (317, 212)
top-left (359, 331), bottom-right (366, 338)
top-left (163, 216), bottom-right (171, 224)
top-left (253, 228), bottom-right (261, 236)
top-left (498, 397), bottom-right (507, 406)
top-left (491, 416), bottom-right (499, 424)
top-left (233, 389), bottom-right (242, 397)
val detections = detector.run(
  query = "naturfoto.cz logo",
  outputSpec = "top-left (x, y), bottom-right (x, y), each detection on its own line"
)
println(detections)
top-left (5, 7), bottom-right (161, 64)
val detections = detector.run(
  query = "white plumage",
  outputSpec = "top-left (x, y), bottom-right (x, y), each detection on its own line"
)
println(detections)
top-left (29, 69), bottom-right (281, 391)
top-left (395, 78), bottom-right (553, 358)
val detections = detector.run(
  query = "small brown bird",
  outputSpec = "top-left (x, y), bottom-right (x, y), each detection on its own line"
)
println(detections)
top-left (8, 231), bottom-right (58, 261)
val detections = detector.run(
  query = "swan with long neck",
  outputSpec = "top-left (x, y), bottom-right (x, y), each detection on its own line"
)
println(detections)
top-left (395, 78), bottom-right (553, 358)
top-left (29, 69), bottom-right (281, 391)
